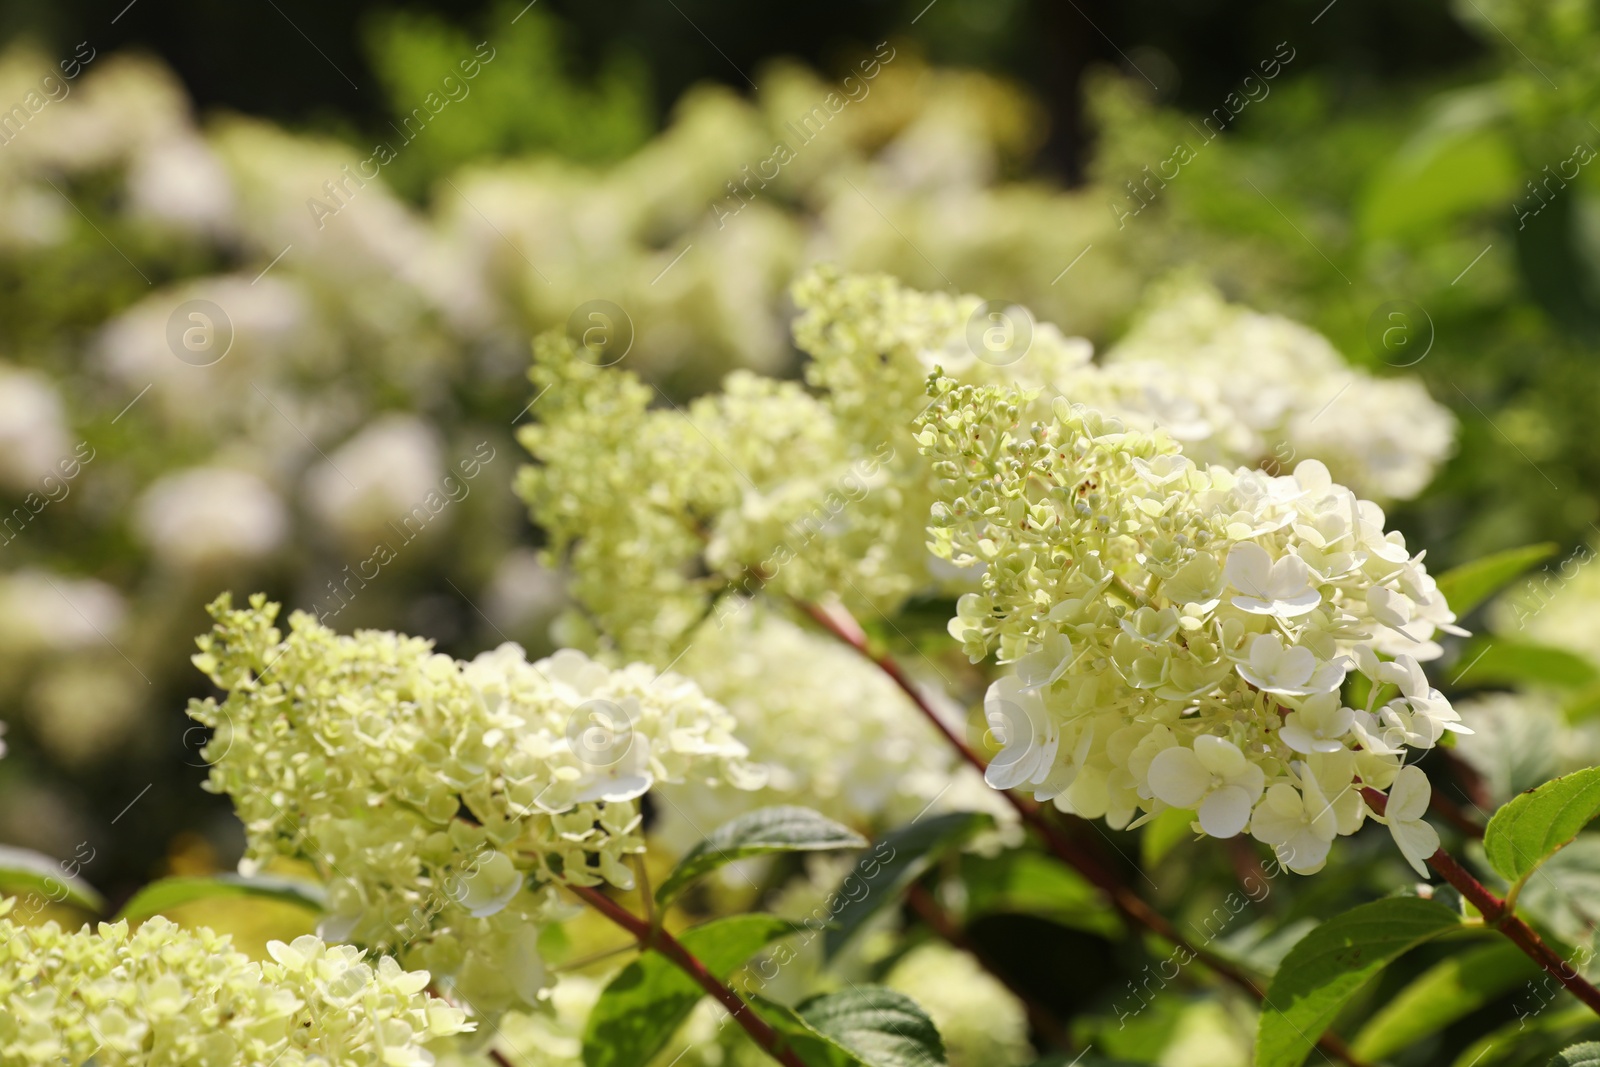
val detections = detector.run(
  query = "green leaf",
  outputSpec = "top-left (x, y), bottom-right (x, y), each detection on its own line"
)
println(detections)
top-left (1435, 542), bottom-right (1559, 617)
top-left (960, 849), bottom-right (1120, 939)
top-left (1351, 942), bottom-right (1540, 1060)
top-left (1563, 681), bottom-right (1600, 723)
top-left (1450, 1004), bottom-right (1595, 1067)
top-left (751, 994), bottom-right (864, 1067)
top-left (798, 986), bottom-right (946, 1067)
top-left (0, 845), bottom-right (104, 914)
top-left (115, 874), bottom-right (326, 922)
top-left (1484, 766), bottom-right (1600, 885)
top-left (822, 811), bottom-right (994, 960)
top-left (1358, 89), bottom-right (1518, 241)
top-left (1451, 638), bottom-right (1599, 690)
top-left (1256, 897), bottom-right (1462, 1067)
top-left (582, 915), bottom-right (802, 1067)
top-left (1141, 807), bottom-right (1197, 868)
top-left (1551, 1042), bottom-right (1600, 1067)
top-left (656, 807), bottom-right (866, 908)
top-left (1514, 836), bottom-right (1600, 947)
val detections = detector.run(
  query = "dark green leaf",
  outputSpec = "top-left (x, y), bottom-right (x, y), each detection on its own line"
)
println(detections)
top-left (1451, 639), bottom-right (1598, 690)
top-left (823, 811), bottom-right (994, 960)
top-left (798, 986), bottom-right (946, 1067)
top-left (1553, 1043), bottom-right (1600, 1067)
top-left (582, 915), bottom-right (802, 1067)
top-left (115, 873), bottom-right (326, 922)
top-left (1435, 542), bottom-right (1558, 617)
top-left (959, 849), bottom-right (1120, 939)
top-left (0, 845), bottom-right (103, 914)
top-left (1484, 766), bottom-right (1600, 885)
top-left (1351, 942), bottom-right (1540, 1060)
top-left (656, 807), bottom-right (867, 908)
top-left (1256, 897), bottom-right (1461, 1067)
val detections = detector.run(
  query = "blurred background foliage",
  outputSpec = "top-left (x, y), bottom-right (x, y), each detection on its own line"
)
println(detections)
top-left (3, 0), bottom-right (1600, 1063)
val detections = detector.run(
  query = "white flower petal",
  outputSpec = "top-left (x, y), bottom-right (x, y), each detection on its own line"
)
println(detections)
top-left (1199, 785), bottom-right (1254, 838)
top-left (1148, 746), bottom-right (1211, 808)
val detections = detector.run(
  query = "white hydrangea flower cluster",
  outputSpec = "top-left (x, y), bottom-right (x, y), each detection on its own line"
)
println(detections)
top-left (653, 607), bottom-right (1010, 853)
top-left (884, 943), bottom-right (1034, 1067)
top-left (915, 377), bottom-right (1471, 875)
top-left (517, 327), bottom-right (905, 662)
top-left (0, 899), bottom-right (470, 1066)
top-left (1100, 283), bottom-right (1456, 502)
top-left (188, 593), bottom-right (759, 1014)
top-left (519, 269), bottom-right (1452, 664)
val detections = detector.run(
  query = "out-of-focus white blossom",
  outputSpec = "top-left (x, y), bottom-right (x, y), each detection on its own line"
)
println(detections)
top-left (125, 133), bottom-right (236, 236)
top-left (97, 275), bottom-right (310, 427)
top-left (654, 607), bottom-right (1010, 854)
top-left (1102, 283), bottom-right (1455, 502)
top-left (134, 466), bottom-right (288, 570)
top-left (0, 365), bottom-right (70, 491)
top-left (27, 661), bottom-right (145, 768)
top-left (484, 548), bottom-right (568, 635)
top-left (0, 569), bottom-right (125, 655)
top-left (306, 414), bottom-right (445, 547)
top-left (885, 942), bottom-right (1035, 1067)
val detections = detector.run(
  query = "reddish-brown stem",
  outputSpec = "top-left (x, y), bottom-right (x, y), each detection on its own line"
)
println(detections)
top-left (567, 883), bottom-right (809, 1067)
top-left (906, 883), bottom-right (1071, 1051)
top-left (794, 597), bottom-right (1373, 1067)
top-left (1361, 787), bottom-right (1600, 1017)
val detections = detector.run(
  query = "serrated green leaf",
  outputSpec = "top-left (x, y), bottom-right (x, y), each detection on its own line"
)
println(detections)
top-left (959, 849), bottom-right (1119, 939)
top-left (582, 915), bottom-right (802, 1067)
top-left (750, 994), bottom-right (864, 1066)
top-left (115, 873), bottom-right (326, 922)
top-left (1552, 1042), bottom-right (1600, 1067)
top-left (1436, 542), bottom-right (1559, 617)
top-left (1485, 766), bottom-right (1600, 885)
top-left (1351, 941), bottom-right (1540, 1060)
top-left (656, 807), bottom-right (866, 908)
top-left (0, 845), bottom-right (103, 914)
top-left (798, 986), bottom-right (946, 1067)
top-left (823, 811), bottom-right (994, 960)
top-left (1141, 807), bottom-right (1197, 868)
top-left (1452, 639), bottom-right (1599, 690)
top-left (1256, 897), bottom-right (1462, 1067)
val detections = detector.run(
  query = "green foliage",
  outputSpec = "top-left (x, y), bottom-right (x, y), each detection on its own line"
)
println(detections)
top-left (1141, 806), bottom-right (1198, 868)
top-left (1256, 897), bottom-right (1462, 1067)
top-left (1351, 942), bottom-right (1541, 1060)
top-left (364, 1), bottom-right (652, 197)
top-left (1552, 1043), bottom-right (1600, 1067)
top-left (115, 873), bottom-right (327, 923)
top-left (757, 987), bottom-right (947, 1067)
top-left (1453, 639), bottom-right (1600, 690)
top-left (1437, 542), bottom-right (1561, 617)
top-left (1484, 766), bottom-right (1600, 885)
top-left (0, 844), bottom-right (103, 914)
top-left (959, 849), bottom-right (1119, 939)
top-left (582, 915), bottom-right (802, 1067)
top-left (822, 811), bottom-right (994, 959)
top-left (656, 807), bottom-right (868, 908)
